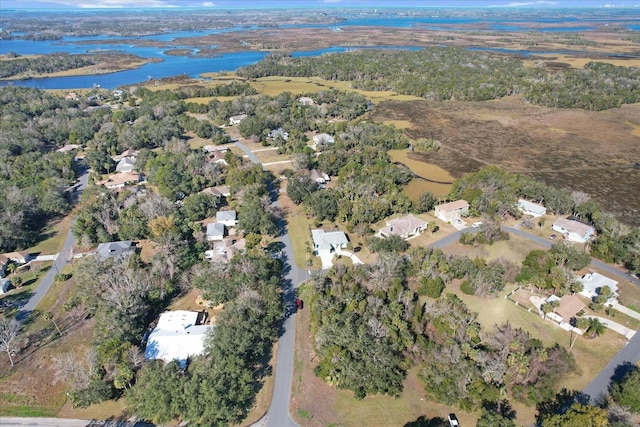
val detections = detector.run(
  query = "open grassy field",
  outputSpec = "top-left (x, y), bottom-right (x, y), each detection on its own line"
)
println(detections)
top-left (375, 97), bottom-right (640, 226)
top-left (27, 215), bottom-right (72, 256)
top-left (388, 149), bottom-right (454, 198)
top-left (442, 233), bottom-right (547, 264)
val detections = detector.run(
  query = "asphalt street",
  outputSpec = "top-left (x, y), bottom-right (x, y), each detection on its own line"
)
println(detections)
top-left (15, 171), bottom-right (88, 322)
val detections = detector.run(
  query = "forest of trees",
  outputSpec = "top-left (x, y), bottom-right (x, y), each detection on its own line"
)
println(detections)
top-left (237, 47), bottom-right (640, 110)
top-left (311, 249), bottom-right (576, 410)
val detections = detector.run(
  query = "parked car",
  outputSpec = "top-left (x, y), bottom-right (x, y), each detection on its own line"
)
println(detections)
top-left (295, 298), bottom-right (304, 310)
top-left (472, 221), bottom-right (483, 228)
top-left (448, 413), bottom-right (460, 427)
top-left (549, 234), bottom-right (557, 240)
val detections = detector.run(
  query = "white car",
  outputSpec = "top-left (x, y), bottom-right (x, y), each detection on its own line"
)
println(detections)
top-left (472, 221), bottom-right (483, 228)
top-left (448, 413), bottom-right (460, 427)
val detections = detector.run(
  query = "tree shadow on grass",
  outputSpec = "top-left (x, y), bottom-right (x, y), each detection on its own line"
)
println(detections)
top-left (404, 415), bottom-right (449, 427)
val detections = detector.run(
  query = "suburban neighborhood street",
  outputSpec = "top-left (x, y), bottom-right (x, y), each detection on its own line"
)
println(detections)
top-left (15, 170), bottom-right (88, 322)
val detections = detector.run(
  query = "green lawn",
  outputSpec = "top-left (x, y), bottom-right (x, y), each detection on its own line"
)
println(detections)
top-left (28, 216), bottom-right (72, 256)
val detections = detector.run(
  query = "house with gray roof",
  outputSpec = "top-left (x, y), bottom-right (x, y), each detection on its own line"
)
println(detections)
top-left (518, 199), bottom-right (547, 217)
top-left (96, 240), bottom-right (136, 261)
top-left (216, 210), bottom-right (238, 227)
top-left (206, 223), bottom-right (226, 241)
top-left (311, 229), bottom-right (349, 257)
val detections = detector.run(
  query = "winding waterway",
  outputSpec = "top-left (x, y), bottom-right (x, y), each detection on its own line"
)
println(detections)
top-left (1, 9), bottom-right (638, 90)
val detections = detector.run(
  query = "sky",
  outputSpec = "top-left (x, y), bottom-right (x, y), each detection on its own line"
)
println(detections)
top-left (0, 0), bottom-right (629, 9)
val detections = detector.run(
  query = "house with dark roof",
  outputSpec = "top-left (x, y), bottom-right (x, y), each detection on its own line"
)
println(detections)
top-left (96, 240), bottom-right (136, 261)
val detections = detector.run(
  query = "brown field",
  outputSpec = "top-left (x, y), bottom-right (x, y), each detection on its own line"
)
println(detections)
top-left (375, 97), bottom-right (640, 226)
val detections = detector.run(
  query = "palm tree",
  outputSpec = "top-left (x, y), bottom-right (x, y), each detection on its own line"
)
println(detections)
top-left (586, 318), bottom-right (606, 338)
top-left (42, 312), bottom-right (62, 336)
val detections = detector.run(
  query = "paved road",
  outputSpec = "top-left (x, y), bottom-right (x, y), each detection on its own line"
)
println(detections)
top-left (582, 331), bottom-right (640, 403)
top-left (15, 171), bottom-right (88, 322)
top-left (235, 139), bottom-right (302, 427)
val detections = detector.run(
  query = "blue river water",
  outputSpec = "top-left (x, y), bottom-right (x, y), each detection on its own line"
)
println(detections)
top-left (0, 10), bottom-right (638, 90)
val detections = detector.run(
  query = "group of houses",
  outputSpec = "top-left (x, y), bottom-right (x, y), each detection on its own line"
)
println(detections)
top-left (97, 149), bottom-right (142, 190)
top-left (204, 210), bottom-right (247, 263)
top-left (542, 272), bottom-right (619, 326)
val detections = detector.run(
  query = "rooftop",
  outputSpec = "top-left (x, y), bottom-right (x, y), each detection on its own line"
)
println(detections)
top-left (145, 310), bottom-right (211, 367)
top-left (436, 200), bottom-right (469, 212)
top-left (553, 218), bottom-right (595, 237)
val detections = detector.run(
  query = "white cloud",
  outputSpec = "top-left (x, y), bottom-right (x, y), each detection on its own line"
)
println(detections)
top-left (201, 1), bottom-right (215, 5)
top-left (323, 0), bottom-right (345, 3)
top-left (38, 0), bottom-right (179, 7)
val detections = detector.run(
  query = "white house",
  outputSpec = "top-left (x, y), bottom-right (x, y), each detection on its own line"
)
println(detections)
top-left (229, 114), bottom-right (248, 125)
top-left (378, 215), bottom-right (428, 239)
top-left (216, 210), bottom-right (238, 227)
top-left (144, 310), bottom-right (211, 368)
top-left (518, 199), bottom-right (547, 217)
top-left (298, 96), bottom-right (315, 106)
top-left (115, 157), bottom-right (136, 173)
top-left (309, 169), bottom-right (330, 184)
top-left (578, 272), bottom-right (618, 301)
top-left (268, 128), bottom-right (289, 141)
top-left (312, 133), bottom-right (335, 150)
top-left (206, 222), bottom-right (226, 241)
top-left (434, 200), bottom-right (469, 222)
top-left (552, 218), bottom-right (595, 243)
top-left (311, 229), bottom-right (349, 257)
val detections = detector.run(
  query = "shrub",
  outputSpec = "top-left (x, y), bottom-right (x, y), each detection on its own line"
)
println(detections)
top-left (418, 276), bottom-right (446, 298)
top-left (461, 280), bottom-right (475, 295)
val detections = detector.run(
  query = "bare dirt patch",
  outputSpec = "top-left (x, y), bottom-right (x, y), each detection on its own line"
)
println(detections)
top-left (375, 97), bottom-right (640, 225)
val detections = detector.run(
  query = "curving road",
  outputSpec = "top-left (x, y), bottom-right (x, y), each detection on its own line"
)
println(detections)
top-left (15, 170), bottom-right (89, 322)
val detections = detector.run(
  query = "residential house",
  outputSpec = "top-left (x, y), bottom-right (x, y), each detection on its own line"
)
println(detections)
top-left (207, 150), bottom-right (228, 166)
top-left (435, 200), bottom-right (470, 222)
top-left (311, 229), bottom-right (349, 257)
top-left (205, 238), bottom-right (246, 263)
top-left (112, 89), bottom-right (124, 99)
top-left (0, 251), bottom-right (31, 265)
top-left (312, 133), bottom-right (335, 150)
top-left (0, 251), bottom-right (31, 276)
top-left (115, 157), bottom-right (136, 173)
top-left (518, 199), bottom-right (547, 217)
top-left (216, 210), bottom-right (238, 227)
top-left (553, 294), bottom-right (585, 324)
top-left (97, 171), bottom-right (141, 189)
top-left (378, 215), bottom-right (428, 239)
top-left (65, 92), bottom-right (79, 101)
top-left (552, 218), bottom-right (595, 243)
top-left (202, 145), bottom-right (229, 154)
top-left (206, 222), bottom-right (226, 241)
top-left (56, 144), bottom-right (81, 153)
top-left (229, 114), bottom-right (248, 126)
top-left (268, 128), bottom-right (289, 141)
top-left (298, 96), bottom-right (315, 106)
top-left (144, 310), bottom-right (211, 368)
top-left (113, 149), bottom-right (138, 162)
top-left (309, 169), bottom-right (330, 184)
top-left (0, 278), bottom-right (10, 294)
top-left (578, 272), bottom-right (618, 302)
top-left (200, 185), bottom-right (230, 198)
top-left (96, 240), bottom-right (136, 261)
